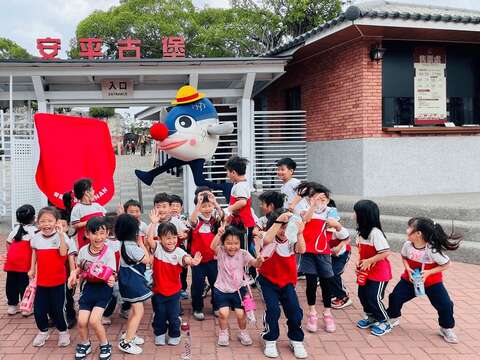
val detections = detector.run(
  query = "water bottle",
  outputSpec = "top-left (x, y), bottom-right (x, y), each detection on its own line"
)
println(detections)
top-left (180, 322), bottom-right (192, 360)
top-left (285, 213), bottom-right (302, 243)
top-left (327, 207), bottom-right (339, 220)
top-left (412, 269), bottom-right (425, 297)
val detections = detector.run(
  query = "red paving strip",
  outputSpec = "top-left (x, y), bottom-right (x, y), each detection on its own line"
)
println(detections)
top-left (1, 236), bottom-right (480, 359)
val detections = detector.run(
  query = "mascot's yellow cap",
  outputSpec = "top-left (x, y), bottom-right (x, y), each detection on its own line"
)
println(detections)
top-left (171, 85), bottom-right (205, 105)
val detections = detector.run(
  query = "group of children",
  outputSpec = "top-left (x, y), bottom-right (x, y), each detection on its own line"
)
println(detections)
top-left (2, 156), bottom-right (462, 360)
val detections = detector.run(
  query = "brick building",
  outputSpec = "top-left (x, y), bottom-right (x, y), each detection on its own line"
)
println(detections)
top-left (257, 1), bottom-right (480, 197)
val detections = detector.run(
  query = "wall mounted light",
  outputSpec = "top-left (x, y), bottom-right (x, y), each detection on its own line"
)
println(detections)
top-left (370, 44), bottom-right (386, 62)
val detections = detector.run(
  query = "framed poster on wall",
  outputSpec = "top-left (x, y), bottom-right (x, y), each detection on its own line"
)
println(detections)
top-left (413, 47), bottom-right (447, 125)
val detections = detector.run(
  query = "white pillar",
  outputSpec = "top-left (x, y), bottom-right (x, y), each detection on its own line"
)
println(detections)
top-left (37, 101), bottom-right (48, 113)
top-left (237, 98), bottom-right (255, 189)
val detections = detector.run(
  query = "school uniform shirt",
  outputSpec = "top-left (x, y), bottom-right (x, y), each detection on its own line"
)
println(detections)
top-left (152, 243), bottom-right (187, 296)
top-left (357, 228), bottom-right (392, 282)
top-left (77, 244), bottom-right (116, 283)
top-left (229, 181), bottom-right (255, 228)
top-left (256, 215), bottom-right (268, 231)
top-left (70, 202), bottom-right (106, 248)
top-left (258, 236), bottom-right (298, 288)
top-left (297, 199), bottom-right (349, 255)
top-left (153, 217), bottom-right (189, 240)
top-left (4, 224), bottom-right (37, 272)
top-left (190, 214), bottom-right (219, 263)
top-left (31, 232), bottom-right (72, 287)
top-left (105, 237), bottom-right (121, 271)
top-left (214, 247), bottom-right (253, 293)
top-left (400, 241), bottom-right (450, 287)
top-left (119, 242), bottom-right (145, 267)
top-left (139, 221), bottom-right (148, 238)
top-left (281, 177), bottom-right (301, 209)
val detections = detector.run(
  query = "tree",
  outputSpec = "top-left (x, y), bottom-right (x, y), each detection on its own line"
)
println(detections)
top-left (89, 107), bottom-right (115, 118)
top-left (0, 38), bottom-right (32, 60)
top-left (69, 0), bottom-right (341, 58)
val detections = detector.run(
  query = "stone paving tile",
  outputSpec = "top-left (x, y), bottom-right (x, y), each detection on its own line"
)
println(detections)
top-left (1, 239), bottom-right (480, 359)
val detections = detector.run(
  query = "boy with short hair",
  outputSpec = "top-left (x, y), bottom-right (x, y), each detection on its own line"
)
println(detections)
top-left (276, 158), bottom-right (301, 211)
top-left (256, 191), bottom-right (286, 231)
top-left (153, 193), bottom-right (189, 238)
top-left (122, 199), bottom-right (148, 238)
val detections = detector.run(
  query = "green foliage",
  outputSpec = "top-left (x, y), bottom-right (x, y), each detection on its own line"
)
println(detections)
top-left (89, 107), bottom-right (115, 118)
top-left (69, 0), bottom-right (341, 58)
top-left (0, 38), bottom-right (32, 60)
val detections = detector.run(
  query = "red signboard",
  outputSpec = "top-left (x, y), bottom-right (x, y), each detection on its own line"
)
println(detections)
top-left (36, 38), bottom-right (61, 60)
top-left (117, 38), bottom-right (141, 60)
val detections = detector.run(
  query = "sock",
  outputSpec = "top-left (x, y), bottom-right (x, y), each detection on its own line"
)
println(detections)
top-left (100, 341), bottom-right (109, 346)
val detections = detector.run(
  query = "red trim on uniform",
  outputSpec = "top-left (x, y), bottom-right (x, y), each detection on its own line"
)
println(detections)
top-left (190, 218), bottom-right (216, 263)
top-left (303, 218), bottom-right (332, 255)
top-left (152, 257), bottom-right (183, 296)
top-left (259, 250), bottom-right (297, 288)
top-left (229, 196), bottom-right (255, 228)
top-left (36, 248), bottom-right (67, 287)
top-left (358, 243), bottom-right (392, 282)
top-left (402, 259), bottom-right (443, 287)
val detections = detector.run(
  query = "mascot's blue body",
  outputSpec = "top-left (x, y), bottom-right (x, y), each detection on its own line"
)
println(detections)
top-left (135, 85), bottom-right (234, 200)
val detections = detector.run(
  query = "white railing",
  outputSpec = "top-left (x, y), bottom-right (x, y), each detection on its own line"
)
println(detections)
top-left (253, 110), bottom-right (307, 192)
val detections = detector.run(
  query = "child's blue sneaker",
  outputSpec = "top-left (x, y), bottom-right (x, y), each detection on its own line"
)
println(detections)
top-left (370, 321), bottom-right (392, 336)
top-left (357, 317), bottom-right (376, 329)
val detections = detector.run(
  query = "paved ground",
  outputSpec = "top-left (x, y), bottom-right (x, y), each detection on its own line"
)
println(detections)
top-left (1, 243), bottom-right (480, 360)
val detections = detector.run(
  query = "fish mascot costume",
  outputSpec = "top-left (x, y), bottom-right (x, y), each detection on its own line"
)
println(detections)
top-left (135, 85), bottom-right (234, 200)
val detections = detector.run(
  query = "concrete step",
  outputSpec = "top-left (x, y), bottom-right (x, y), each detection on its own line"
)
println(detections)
top-left (340, 211), bottom-right (480, 244)
top-left (333, 194), bottom-right (480, 222)
top-left (345, 229), bottom-right (480, 265)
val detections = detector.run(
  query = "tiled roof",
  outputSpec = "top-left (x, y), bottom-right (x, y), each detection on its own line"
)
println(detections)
top-left (264, 1), bottom-right (480, 56)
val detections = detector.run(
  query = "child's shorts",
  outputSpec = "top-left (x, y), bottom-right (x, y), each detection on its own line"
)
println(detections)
top-left (298, 253), bottom-right (334, 278)
top-left (214, 287), bottom-right (246, 310)
top-left (79, 282), bottom-right (113, 311)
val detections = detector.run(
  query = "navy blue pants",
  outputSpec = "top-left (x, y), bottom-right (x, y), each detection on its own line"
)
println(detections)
top-left (258, 276), bottom-right (304, 342)
top-left (65, 282), bottom-right (76, 321)
top-left (151, 292), bottom-right (181, 337)
top-left (331, 251), bottom-right (351, 299)
top-left (6, 271), bottom-right (29, 306)
top-left (34, 284), bottom-right (67, 332)
top-left (357, 280), bottom-right (389, 322)
top-left (387, 278), bottom-right (455, 329)
top-left (191, 260), bottom-right (218, 312)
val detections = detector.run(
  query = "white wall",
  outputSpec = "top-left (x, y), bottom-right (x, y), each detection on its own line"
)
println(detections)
top-left (308, 136), bottom-right (480, 196)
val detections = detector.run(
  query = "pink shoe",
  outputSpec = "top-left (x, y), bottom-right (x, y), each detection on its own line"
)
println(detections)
top-left (306, 313), bottom-right (318, 333)
top-left (324, 313), bottom-right (336, 333)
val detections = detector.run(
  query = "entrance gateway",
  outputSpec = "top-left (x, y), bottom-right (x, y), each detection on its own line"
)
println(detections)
top-left (0, 58), bottom-right (307, 222)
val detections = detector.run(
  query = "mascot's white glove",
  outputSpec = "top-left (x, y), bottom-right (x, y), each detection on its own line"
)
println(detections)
top-left (207, 122), bottom-right (234, 136)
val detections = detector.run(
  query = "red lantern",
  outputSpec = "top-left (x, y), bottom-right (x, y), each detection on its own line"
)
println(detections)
top-left (150, 122), bottom-right (169, 141)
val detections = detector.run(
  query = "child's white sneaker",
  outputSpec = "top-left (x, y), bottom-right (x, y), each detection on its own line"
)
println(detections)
top-left (155, 334), bottom-right (166, 346)
top-left (58, 331), bottom-right (70, 347)
top-left (7, 305), bottom-right (18, 315)
top-left (237, 331), bottom-right (252, 346)
top-left (118, 339), bottom-right (143, 354)
top-left (33, 331), bottom-right (49, 347)
top-left (168, 336), bottom-right (181, 346)
top-left (264, 340), bottom-right (279, 358)
top-left (440, 328), bottom-right (459, 344)
top-left (217, 329), bottom-right (229, 346)
top-left (289, 340), bottom-right (308, 359)
top-left (120, 332), bottom-right (145, 345)
top-left (193, 311), bottom-right (205, 321)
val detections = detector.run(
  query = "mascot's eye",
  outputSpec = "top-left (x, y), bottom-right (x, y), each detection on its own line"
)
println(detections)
top-left (175, 115), bottom-right (194, 129)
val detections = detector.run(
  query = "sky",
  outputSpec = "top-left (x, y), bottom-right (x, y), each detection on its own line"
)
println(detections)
top-left (1, 0), bottom-right (480, 58)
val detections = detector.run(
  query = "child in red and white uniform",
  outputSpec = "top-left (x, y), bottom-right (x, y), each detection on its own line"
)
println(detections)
top-left (257, 210), bottom-right (307, 359)
top-left (354, 200), bottom-right (392, 335)
top-left (152, 193), bottom-right (189, 241)
top-left (65, 178), bottom-right (106, 249)
top-left (296, 182), bottom-right (349, 333)
top-left (28, 207), bottom-right (74, 348)
top-left (189, 189), bottom-right (223, 320)
top-left (4, 204), bottom-right (36, 316)
top-left (387, 217), bottom-right (461, 343)
top-left (68, 217), bottom-right (116, 360)
top-left (146, 220), bottom-right (201, 346)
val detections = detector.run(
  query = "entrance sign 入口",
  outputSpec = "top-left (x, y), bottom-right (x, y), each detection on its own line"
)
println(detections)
top-left (414, 47), bottom-right (447, 125)
top-left (101, 79), bottom-right (134, 98)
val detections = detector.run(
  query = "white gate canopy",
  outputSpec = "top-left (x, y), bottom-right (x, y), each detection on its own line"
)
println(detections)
top-left (0, 57), bottom-right (288, 108)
